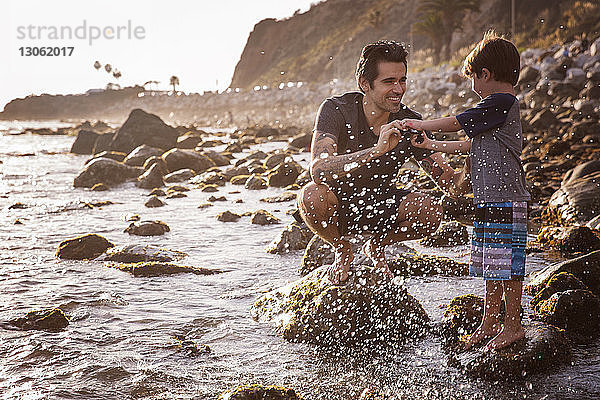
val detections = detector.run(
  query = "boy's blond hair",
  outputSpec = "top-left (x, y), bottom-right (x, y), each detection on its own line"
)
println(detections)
top-left (462, 30), bottom-right (520, 86)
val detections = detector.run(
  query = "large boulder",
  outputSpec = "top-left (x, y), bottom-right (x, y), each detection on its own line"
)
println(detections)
top-left (110, 109), bottom-right (178, 153)
top-left (533, 289), bottom-right (600, 337)
top-left (136, 163), bottom-right (165, 189)
top-left (543, 161), bottom-right (600, 225)
top-left (526, 250), bottom-right (600, 297)
top-left (530, 272), bottom-right (587, 307)
top-left (450, 321), bottom-right (571, 380)
top-left (266, 222), bottom-right (314, 254)
top-left (70, 130), bottom-right (99, 154)
top-left (73, 158), bottom-right (143, 188)
top-left (91, 132), bottom-right (114, 154)
top-left (9, 308), bottom-right (69, 332)
top-left (161, 148), bottom-right (215, 174)
top-left (123, 145), bottom-right (164, 167)
top-left (251, 265), bottom-right (430, 347)
top-left (97, 244), bottom-right (187, 263)
top-left (56, 233), bottom-right (114, 260)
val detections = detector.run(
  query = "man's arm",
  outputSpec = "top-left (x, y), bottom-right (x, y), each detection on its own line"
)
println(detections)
top-left (417, 152), bottom-right (471, 199)
top-left (310, 123), bottom-right (401, 184)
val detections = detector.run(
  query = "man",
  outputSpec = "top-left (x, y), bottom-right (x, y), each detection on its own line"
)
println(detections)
top-left (297, 40), bottom-right (469, 284)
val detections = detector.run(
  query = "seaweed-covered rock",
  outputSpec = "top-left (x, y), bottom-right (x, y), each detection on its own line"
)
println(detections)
top-left (526, 250), bottom-right (600, 296)
top-left (267, 222), bottom-right (314, 254)
top-left (388, 253), bottom-right (468, 277)
top-left (124, 220), bottom-right (170, 236)
top-left (74, 158), bottom-right (143, 188)
top-left (218, 384), bottom-right (301, 400)
top-left (10, 308), bottom-right (69, 332)
top-left (123, 144), bottom-right (164, 167)
top-left (56, 233), bottom-right (114, 260)
top-left (137, 163), bottom-right (165, 189)
top-left (451, 321), bottom-right (570, 380)
top-left (530, 272), bottom-right (587, 307)
top-left (532, 289), bottom-right (600, 337)
top-left (440, 294), bottom-right (484, 344)
top-left (534, 225), bottom-right (600, 254)
top-left (251, 210), bottom-right (280, 225)
top-left (96, 244), bottom-right (187, 263)
top-left (251, 265), bottom-right (430, 347)
top-left (421, 221), bottom-right (469, 247)
top-left (217, 211), bottom-right (241, 222)
top-left (109, 262), bottom-right (221, 277)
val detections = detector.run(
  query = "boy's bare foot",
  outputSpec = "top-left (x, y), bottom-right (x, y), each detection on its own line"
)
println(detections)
top-left (464, 322), bottom-right (503, 351)
top-left (327, 242), bottom-right (353, 284)
top-left (363, 239), bottom-right (393, 279)
top-left (485, 325), bottom-right (526, 351)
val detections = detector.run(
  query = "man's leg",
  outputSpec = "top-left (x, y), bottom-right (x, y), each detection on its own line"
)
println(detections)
top-left (297, 182), bottom-right (353, 284)
top-left (363, 193), bottom-right (443, 276)
top-left (486, 280), bottom-right (525, 350)
top-left (464, 280), bottom-right (503, 350)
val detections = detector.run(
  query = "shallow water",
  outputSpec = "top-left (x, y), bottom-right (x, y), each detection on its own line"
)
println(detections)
top-left (1, 125), bottom-right (599, 400)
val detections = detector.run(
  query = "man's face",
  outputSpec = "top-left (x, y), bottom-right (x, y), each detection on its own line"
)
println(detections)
top-left (362, 61), bottom-right (407, 113)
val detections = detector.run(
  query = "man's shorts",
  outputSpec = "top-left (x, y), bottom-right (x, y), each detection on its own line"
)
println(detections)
top-left (334, 186), bottom-right (411, 236)
top-left (470, 201), bottom-right (527, 281)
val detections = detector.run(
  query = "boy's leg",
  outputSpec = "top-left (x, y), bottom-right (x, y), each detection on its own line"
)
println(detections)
top-left (486, 280), bottom-right (525, 350)
top-left (464, 280), bottom-right (503, 350)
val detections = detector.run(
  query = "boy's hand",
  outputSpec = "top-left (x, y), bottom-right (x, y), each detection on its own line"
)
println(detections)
top-left (410, 131), bottom-right (433, 149)
top-left (400, 119), bottom-right (424, 131)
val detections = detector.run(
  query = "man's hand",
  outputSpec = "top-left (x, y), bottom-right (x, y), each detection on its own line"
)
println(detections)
top-left (375, 121), bottom-right (403, 155)
top-left (410, 131), bottom-right (433, 149)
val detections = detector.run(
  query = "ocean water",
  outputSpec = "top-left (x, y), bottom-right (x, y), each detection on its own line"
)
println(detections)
top-left (1, 123), bottom-right (599, 400)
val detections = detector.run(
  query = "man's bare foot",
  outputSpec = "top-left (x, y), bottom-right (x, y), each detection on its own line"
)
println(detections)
top-left (327, 242), bottom-right (353, 284)
top-left (464, 322), bottom-right (503, 351)
top-left (362, 239), bottom-right (393, 279)
top-left (485, 326), bottom-right (526, 351)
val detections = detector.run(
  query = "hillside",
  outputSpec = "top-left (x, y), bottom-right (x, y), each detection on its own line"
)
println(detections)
top-left (230, 0), bottom-right (600, 89)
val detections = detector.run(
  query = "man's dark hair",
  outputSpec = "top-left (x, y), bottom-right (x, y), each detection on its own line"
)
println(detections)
top-left (355, 40), bottom-right (408, 93)
top-left (462, 31), bottom-right (520, 86)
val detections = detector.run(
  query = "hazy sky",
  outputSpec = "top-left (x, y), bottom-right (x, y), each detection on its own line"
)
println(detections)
top-left (1, 0), bottom-right (319, 110)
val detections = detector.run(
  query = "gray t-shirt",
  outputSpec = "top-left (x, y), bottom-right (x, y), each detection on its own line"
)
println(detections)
top-left (456, 93), bottom-right (530, 204)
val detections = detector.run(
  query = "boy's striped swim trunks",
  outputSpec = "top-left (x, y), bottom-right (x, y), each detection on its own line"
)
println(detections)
top-left (470, 201), bottom-right (527, 281)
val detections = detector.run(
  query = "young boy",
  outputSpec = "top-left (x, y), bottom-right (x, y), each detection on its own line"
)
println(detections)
top-left (400, 32), bottom-right (530, 351)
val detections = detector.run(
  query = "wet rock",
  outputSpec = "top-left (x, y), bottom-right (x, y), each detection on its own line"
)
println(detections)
top-left (148, 188), bottom-right (166, 197)
top-left (70, 130), bottom-right (99, 154)
top-left (137, 163), bottom-right (165, 189)
top-left (260, 191), bottom-right (297, 203)
top-left (223, 166), bottom-right (250, 180)
top-left (451, 321), bottom-right (570, 380)
top-left (288, 132), bottom-right (312, 150)
top-left (176, 134), bottom-right (202, 149)
top-left (9, 308), bottom-right (69, 332)
top-left (526, 250), bottom-right (600, 297)
top-left (200, 150), bottom-right (230, 167)
top-left (142, 156), bottom-right (169, 175)
top-left (164, 169), bottom-right (196, 183)
top-left (8, 202), bottom-right (27, 209)
top-left (218, 385), bottom-right (301, 400)
top-left (14, 219), bottom-right (23, 225)
top-left (56, 233), bottom-right (114, 260)
top-left (421, 221), bottom-right (469, 247)
top-left (250, 209), bottom-right (280, 225)
top-left (230, 175), bottom-right (250, 185)
top-left (224, 142), bottom-right (243, 153)
top-left (529, 109), bottom-right (559, 130)
top-left (97, 244), bottom-right (187, 263)
top-left (555, 225), bottom-right (600, 253)
top-left (109, 262), bottom-right (221, 277)
top-left (300, 235), bottom-right (335, 275)
top-left (145, 195), bottom-right (166, 208)
top-left (167, 184), bottom-right (190, 193)
top-left (110, 109), bottom-right (178, 153)
top-left (87, 151), bottom-right (126, 164)
top-left (91, 183), bottom-right (109, 191)
top-left (266, 161), bottom-right (301, 188)
top-left (245, 175), bottom-right (267, 190)
top-left (123, 144), bottom-right (163, 167)
top-left (92, 132), bottom-right (115, 154)
top-left (197, 203), bottom-right (213, 209)
top-left (263, 152), bottom-right (289, 169)
top-left (193, 171), bottom-right (227, 186)
top-left (267, 222), bottom-right (314, 254)
top-left (172, 336), bottom-right (211, 357)
top-left (162, 148), bottom-right (215, 174)
top-left (200, 184), bottom-right (219, 192)
top-left (440, 294), bottom-right (484, 344)
top-left (530, 272), bottom-right (587, 308)
top-left (533, 289), bottom-right (600, 337)
top-left (217, 211), bottom-right (241, 222)
top-left (207, 195), bottom-right (227, 202)
top-left (251, 265), bottom-right (430, 347)
top-left (124, 220), bottom-right (170, 236)
top-left (73, 158), bottom-right (143, 188)
top-left (388, 253), bottom-right (468, 277)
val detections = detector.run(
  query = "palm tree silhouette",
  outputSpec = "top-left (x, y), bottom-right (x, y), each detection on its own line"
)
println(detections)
top-left (170, 76), bottom-right (180, 94)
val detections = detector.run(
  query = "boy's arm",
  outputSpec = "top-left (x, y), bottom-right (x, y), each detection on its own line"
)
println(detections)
top-left (401, 116), bottom-right (460, 133)
top-left (411, 135), bottom-right (471, 155)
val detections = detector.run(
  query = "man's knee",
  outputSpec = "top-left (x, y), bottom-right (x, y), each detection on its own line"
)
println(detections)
top-left (298, 182), bottom-right (336, 213)
top-left (417, 196), bottom-right (443, 235)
